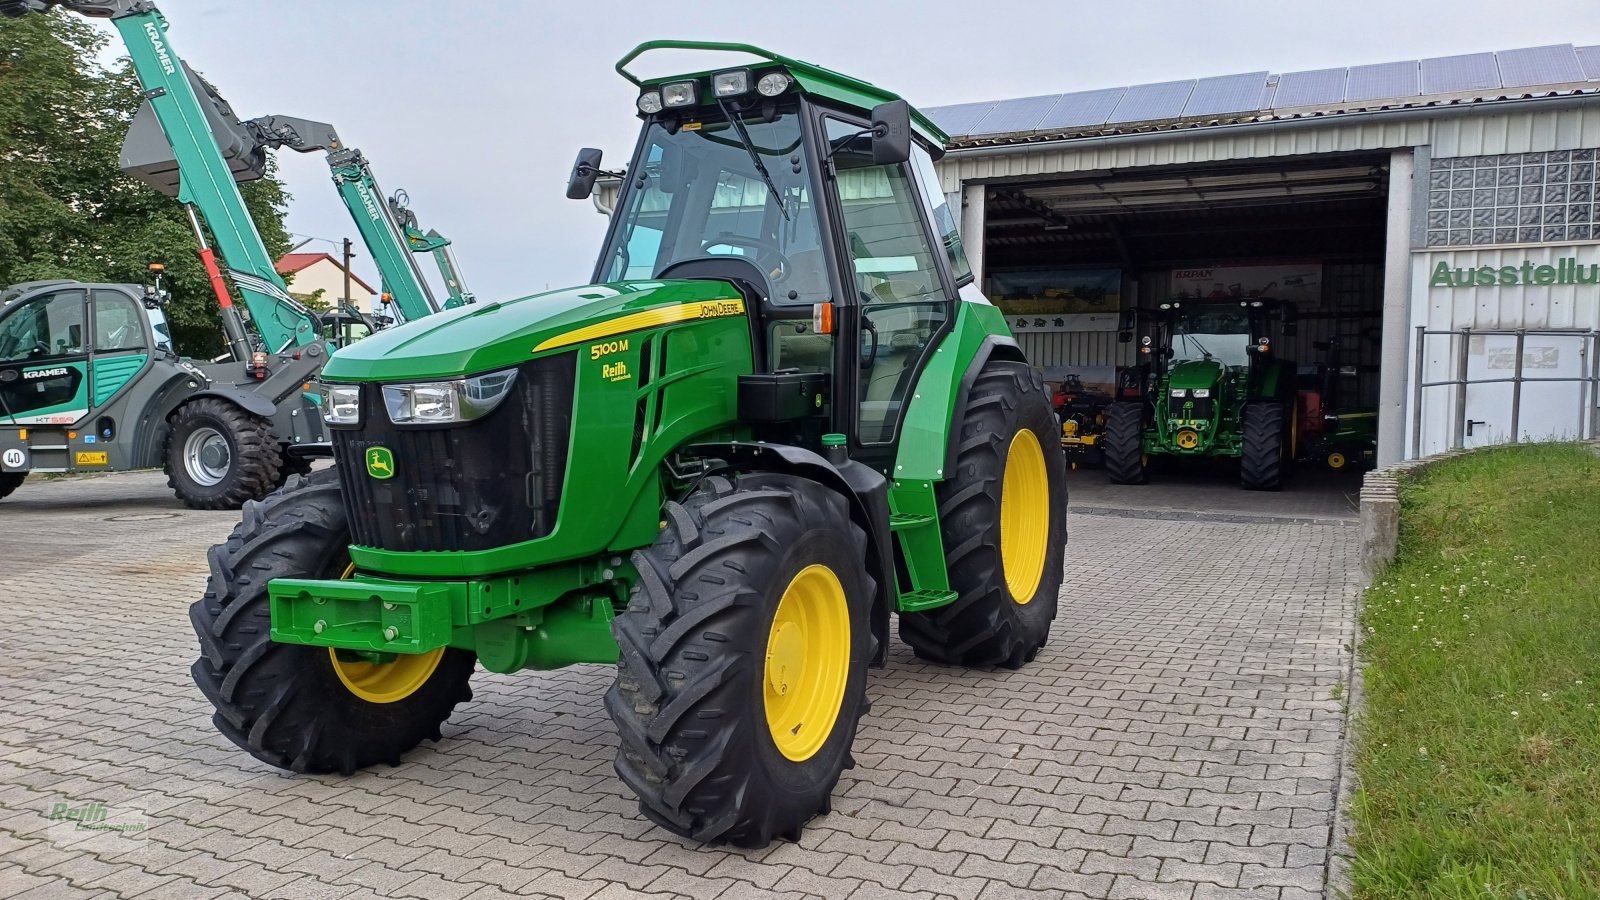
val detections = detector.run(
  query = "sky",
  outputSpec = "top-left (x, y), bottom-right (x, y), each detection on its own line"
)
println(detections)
top-left (83, 0), bottom-right (1598, 303)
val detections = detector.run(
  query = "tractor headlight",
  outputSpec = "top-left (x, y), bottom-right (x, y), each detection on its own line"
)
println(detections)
top-left (383, 369), bottom-right (519, 425)
top-left (319, 384), bottom-right (362, 425)
top-left (1192, 388), bottom-right (1210, 398)
top-left (756, 71), bottom-right (792, 97)
top-left (1170, 388), bottom-right (1187, 398)
top-left (637, 91), bottom-right (663, 114)
top-left (712, 69), bottom-right (751, 97)
top-left (661, 80), bottom-right (697, 108)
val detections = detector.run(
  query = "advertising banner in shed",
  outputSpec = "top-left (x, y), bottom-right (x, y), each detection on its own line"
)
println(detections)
top-left (987, 269), bottom-right (1121, 333)
top-left (1170, 263), bottom-right (1322, 306)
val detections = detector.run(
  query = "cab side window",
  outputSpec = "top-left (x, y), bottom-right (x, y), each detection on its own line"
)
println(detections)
top-left (93, 292), bottom-right (149, 352)
top-left (0, 291), bottom-right (86, 362)
top-left (909, 146), bottom-right (972, 285)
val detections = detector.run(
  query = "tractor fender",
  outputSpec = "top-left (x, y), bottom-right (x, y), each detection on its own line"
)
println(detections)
top-left (687, 440), bottom-right (896, 668)
top-left (945, 334), bottom-right (1026, 471)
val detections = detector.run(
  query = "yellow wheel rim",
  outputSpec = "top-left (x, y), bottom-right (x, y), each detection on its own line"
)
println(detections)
top-left (1327, 451), bottom-right (1346, 469)
top-left (327, 563), bottom-right (444, 704)
top-left (1000, 428), bottom-right (1050, 604)
top-left (764, 564), bottom-right (851, 762)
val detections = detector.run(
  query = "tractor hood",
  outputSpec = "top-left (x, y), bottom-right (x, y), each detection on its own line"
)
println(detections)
top-left (1166, 358), bottom-right (1228, 391)
top-left (320, 280), bottom-right (747, 382)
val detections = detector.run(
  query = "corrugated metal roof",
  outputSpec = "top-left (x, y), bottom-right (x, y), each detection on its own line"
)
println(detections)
top-left (927, 43), bottom-right (1600, 149)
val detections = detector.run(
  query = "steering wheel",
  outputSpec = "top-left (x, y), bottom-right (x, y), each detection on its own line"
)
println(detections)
top-left (701, 234), bottom-right (792, 283)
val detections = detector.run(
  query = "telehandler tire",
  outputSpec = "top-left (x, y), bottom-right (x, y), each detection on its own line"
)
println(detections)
top-left (1240, 401), bottom-right (1286, 491)
top-left (0, 473), bottom-right (23, 501)
top-left (1101, 402), bottom-right (1148, 485)
top-left (166, 398), bottom-right (282, 510)
top-left (190, 469), bottom-right (475, 775)
top-left (608, 473), bottom-right (874, 848)
top-left (900, 361), bottom-right (1066, 669)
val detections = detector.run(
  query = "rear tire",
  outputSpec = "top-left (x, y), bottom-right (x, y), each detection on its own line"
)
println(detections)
top-left (1102, 402), bottom-right (1148, 485)
top-left (608, 473), bottom-right (875, 848)
top-left (0, 473), bottom-right (23, 501)
top-left (165, 398), bottom-right (282, 510)
top-left (189, 470), bottom-right (475, 775)
top-left (1240, 401), bottom-right (1286, 491)
top-left (899, 361), bottom-right (1065, 669)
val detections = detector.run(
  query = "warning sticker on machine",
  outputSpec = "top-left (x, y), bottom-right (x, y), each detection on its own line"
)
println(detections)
top-left (75, 451), bottom-right (108, 466)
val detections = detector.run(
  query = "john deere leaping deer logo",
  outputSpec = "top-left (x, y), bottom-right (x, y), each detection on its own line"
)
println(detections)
top-left (365, 446), bottom-right (395, 480)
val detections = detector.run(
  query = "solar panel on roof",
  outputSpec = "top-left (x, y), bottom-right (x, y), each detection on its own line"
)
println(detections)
top-left (1183, 72), bottom-right (1268, 116)
top-left (1577, 45), bottom-right (1600, 80)
top-left (1346, 60), bottom-right (1419, 102)
top-left (1034, 87), bottom-right (1126, 130)
top-left (1107, 80), bottom-right (1194, 124)
top-left (924, 101), bottom-right (996, 139)
top-left (969, 94), bottom-right (1061, 136)
top-left (1497, 44), bottom-right (1585, 87)
top-left (1272, 68), bottom-right (1346, 108)
top-left (1421, 53), bottom-right (1500, 93)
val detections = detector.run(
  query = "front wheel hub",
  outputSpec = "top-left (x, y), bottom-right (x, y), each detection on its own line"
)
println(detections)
top-left (764, 564), bottom-right (850, 762)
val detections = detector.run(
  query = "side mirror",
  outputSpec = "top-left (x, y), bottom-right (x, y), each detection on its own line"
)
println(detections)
top-left (870, 99), bottom-right (912, 166)
top-left (566, 148), bottom-right (604, 200)
top-left (1118, 330), bottom-right (1132, 344)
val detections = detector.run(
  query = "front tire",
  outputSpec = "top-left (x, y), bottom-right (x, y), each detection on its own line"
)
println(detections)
top-left (607, 473), bottom-right (874, 848)
top-left (189, 470), bottom-right (475, 775)
top-left (0, 473), bottom-right (24, 501)
top-left (1102, 402), bottom-right (1148, 485)
top-left (1240, 401), bottom-right (1286, 491)
top-left (165, 398), bottom-right (282, 510)
top-left (900, 361), bottom-right (1066, 669)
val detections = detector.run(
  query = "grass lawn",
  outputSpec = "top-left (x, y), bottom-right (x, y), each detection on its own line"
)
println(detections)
top-left (1351, 443), bottom-right (1600, 898)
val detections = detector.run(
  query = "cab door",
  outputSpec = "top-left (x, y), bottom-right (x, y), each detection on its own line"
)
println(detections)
top-left (820, 117), bottom-right (956, 461)
top-left (88, 289), bottom-right (155, 411)
top-left (0, 288), bottom-right (91, 425)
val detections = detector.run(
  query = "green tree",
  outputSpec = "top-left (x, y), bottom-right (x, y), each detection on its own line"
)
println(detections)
top-left (0, 10), bottom-right (292, 358)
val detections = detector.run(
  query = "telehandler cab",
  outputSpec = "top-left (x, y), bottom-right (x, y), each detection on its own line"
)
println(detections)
top-left (190, 41), bottom-right (1068, 847)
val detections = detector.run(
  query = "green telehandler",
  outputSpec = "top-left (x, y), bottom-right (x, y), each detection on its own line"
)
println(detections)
top-left (1101, 299), bottom-right (1298, 490)
top-left (189, 41), bottom-right (1069, 847)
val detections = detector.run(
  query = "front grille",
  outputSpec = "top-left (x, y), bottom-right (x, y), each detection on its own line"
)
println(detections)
top-left (333, 354), bottom-right (576, 553)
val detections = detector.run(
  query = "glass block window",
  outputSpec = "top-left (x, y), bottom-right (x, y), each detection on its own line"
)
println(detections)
top-left (1426, 149), bottom-right (1598, 247)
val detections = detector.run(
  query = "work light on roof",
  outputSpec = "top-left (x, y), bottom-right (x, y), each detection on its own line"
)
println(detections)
top-left (661, 80), bottom-right (697, 108)
top-left (756, 71), bottom-right (792, 97)
top-left (637, 91), bottom-right (663, 114)
top-left (712, 69), bottom-right (751, 97)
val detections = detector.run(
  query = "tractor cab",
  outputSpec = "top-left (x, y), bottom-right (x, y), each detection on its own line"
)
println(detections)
top-left (570, 43), bottom-right (972, 466)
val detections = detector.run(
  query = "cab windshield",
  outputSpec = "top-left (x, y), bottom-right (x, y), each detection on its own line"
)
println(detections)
top-left (599, 106), bottom-right (829, 306)
top-left (1172, 309), bottom-right (1251, 367)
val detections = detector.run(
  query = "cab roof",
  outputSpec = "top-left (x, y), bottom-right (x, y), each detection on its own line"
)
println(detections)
top-left (616, 40), bottom-right (950, 146)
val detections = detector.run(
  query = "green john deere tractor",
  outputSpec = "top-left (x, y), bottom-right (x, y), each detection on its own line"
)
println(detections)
top-left (189, 42), bottom-right (1068, 848)
top-left (1101, 299), bottom-right (1297, 490)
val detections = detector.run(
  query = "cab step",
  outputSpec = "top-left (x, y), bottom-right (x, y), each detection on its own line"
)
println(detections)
top-left (888, 513), bottom-right (934, 532)
top-left (896, 589), bottom-right (958, 613)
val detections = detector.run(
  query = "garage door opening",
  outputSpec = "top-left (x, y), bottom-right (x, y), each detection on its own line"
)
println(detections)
top-left (978, 153), bottom-right (1390, 496)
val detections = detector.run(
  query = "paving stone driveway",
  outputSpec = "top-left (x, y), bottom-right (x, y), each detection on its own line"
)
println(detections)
top-left (0, 469), bottom-right (1361, 900)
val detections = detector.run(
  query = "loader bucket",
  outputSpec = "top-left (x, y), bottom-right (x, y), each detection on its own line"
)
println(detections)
top-left (119, 63), bottom-right (268, 198)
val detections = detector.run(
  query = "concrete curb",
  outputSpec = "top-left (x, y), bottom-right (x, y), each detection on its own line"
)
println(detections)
top-left (1357, 448), bottom-right (1471, 584)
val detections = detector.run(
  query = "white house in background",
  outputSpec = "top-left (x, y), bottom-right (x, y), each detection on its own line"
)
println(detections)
top-left (275, 252), bottom-right (378, 313)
